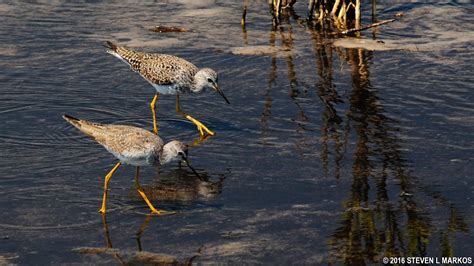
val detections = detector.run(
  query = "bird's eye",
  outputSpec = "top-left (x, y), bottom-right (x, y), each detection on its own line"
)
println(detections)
top-left (207, 78), bottom-right (213, 83)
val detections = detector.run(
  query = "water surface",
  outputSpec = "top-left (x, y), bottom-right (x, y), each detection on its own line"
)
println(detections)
top-left (0, 0), bottom-right (473, 264)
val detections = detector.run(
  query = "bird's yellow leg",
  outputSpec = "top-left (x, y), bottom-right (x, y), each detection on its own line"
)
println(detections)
top-left (150, 93), bottom-right (159, 135)
top-left (99, 162), bottom-right (121, 214)
top-left (134, 167), bottom-right (170, 215)
top-left (175, 94), bottom-right (215, 136)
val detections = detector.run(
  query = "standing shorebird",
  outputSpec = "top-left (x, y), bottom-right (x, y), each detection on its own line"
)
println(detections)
top-left (63, 114), bottom-right (200, 214)
top-left (104, 41), bottom-right (230, 136)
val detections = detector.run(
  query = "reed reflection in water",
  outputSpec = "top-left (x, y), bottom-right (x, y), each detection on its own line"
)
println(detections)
top-left (250, 4), bottom-right (470, 264)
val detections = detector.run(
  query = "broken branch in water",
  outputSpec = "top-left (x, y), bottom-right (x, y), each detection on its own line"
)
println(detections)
top-left (150, 26), bottom-right (189, 33)
top-left (337, 19), bottom-right (396, 35)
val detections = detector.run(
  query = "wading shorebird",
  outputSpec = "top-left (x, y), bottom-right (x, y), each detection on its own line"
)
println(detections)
top-left (104, 41), bottom-right (230, 136)
top-left (63, 114), bottom-right (201, 214)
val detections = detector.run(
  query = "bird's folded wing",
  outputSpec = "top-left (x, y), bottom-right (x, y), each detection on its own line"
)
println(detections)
top-left (103, 125), bottom-right (163, 156)
top-left (138, 55), bottom-right (198, 86)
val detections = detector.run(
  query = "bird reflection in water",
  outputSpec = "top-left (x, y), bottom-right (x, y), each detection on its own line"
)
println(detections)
top-left (135, 167), bottom-right (226, 204)
top-left (73, 166), bottom-right (225, 265)
top-left (73, 166), bottom-right (226, 264)
top-left (72, 213), bottom-right (202, 265)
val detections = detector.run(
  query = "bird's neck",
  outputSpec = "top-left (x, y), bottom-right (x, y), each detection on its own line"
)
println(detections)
top-left (192, 73), bottom-right (205, 93)
top-left (159, 152), bottom-right (173, 165)
top-left (159, 143), bottom-right (177, 165)
top-left (149, 150), bottom-right (162, 166)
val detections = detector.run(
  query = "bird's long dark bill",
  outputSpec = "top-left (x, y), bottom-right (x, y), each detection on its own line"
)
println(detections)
top-left (181, 155), bottom-right (201, 179)
top-left (214, 85), bottom-right (230, 104)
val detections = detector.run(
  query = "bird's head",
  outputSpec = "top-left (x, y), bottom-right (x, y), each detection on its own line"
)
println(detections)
top-left (194, 68), bottom-right (230, 104)
top-left (162, 140), bottom-right (201, 178)
top-left (162, 140), bottom-right (188, 164)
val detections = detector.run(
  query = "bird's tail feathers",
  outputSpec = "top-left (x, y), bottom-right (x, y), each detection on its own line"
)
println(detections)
top-left (63, 114), bottom-right (106, 141)
top-left (103, 41), bottom-right (118, 52)
top-left (103, 41), bottom-right (135, 68)
top-left (104, 41), bottom-right (124, 59)
top-left (62, 114), bottom-right (82, 128)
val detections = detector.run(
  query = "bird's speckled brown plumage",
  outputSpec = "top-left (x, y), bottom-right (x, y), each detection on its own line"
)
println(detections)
top-left (63, 114), bottom-right (163, 165)
top-left (105, 41), bottom-right (198, 93)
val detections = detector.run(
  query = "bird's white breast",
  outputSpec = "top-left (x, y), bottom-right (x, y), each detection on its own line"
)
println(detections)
top-left (106, 147), bottom-right (155, 166)
top-left (152, 84), bottom-right (181, 95)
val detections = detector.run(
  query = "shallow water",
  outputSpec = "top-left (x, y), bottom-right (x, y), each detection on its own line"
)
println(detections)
top-left (0, 0), bottom-right (473, 264)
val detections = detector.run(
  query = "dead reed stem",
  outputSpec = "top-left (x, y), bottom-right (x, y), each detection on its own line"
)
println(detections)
top-left (337, 1), bottom-right (346, 22)
top-left (308, 0), bottom-right (316, 20)
top-left (371, 0), bottom-right (377, 22)
top-left (331, 0), bottom-right (341, 16)
top-left (355, 0), bottom-right (361, 29)
top-left (241, 0), bottom-right (248, 27)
